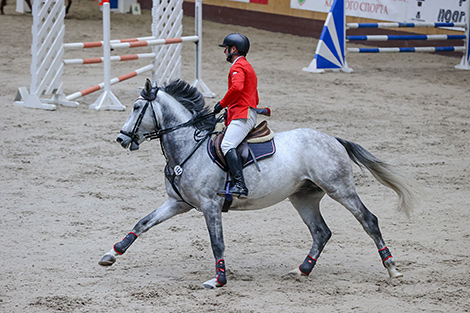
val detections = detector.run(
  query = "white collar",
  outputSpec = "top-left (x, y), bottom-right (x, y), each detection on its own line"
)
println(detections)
top-left (232, 56), bottom-right (243, 64)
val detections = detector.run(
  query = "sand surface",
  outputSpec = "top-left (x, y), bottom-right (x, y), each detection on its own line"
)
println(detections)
top-left (1, 1), bottom-right (469, 312)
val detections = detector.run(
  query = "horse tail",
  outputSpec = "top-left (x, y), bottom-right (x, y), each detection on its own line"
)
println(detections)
top-left (335, 137), bottom-right (419, 216)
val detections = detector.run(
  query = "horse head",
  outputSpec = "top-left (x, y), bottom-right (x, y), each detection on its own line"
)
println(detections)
top-left (116, 78), bottom-right (216, 152)
top-left (116, 78), bottom-right (159, 151)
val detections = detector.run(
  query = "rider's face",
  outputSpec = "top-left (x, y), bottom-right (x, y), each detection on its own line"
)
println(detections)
top-left (224, 46), bottom-right (230, 57)
top-left (224, 46), bottom-right (237, 60)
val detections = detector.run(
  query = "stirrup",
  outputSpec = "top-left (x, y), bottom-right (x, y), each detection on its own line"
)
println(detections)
top-left (217, 180), bottom-right (233, 199)
top-left (229, 184), bottom-right (248, 199)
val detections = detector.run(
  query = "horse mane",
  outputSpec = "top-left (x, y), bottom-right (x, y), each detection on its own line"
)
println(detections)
top-left (162, 79), bottom-right (215, 131)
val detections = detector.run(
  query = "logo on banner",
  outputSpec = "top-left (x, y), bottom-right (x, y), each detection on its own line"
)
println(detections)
top-left (414, 0), bottom-right (425, 21)
top-left (437, 0), bottom-right (467, 23)
top-left (411, 0), bottom-right (468, 23)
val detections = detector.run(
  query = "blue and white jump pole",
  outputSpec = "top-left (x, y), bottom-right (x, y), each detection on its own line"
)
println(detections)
top-left (303, 0), bottom-right (470, 73)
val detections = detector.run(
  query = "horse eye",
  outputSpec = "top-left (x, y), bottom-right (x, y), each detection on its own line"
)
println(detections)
top-left (133, 103), bottom-right (141, 111)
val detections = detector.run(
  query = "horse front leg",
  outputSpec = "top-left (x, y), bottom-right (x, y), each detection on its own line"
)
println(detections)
top-left (201, 205), bottom-right (226, 289)
top-left (98, 198), bottom-right (191, 266)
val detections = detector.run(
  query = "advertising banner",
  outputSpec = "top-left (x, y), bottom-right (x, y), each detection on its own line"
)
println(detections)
top-left (407, 0), bottom-right (468, 24)
top-left (291, 0), bottom-right (469, 24)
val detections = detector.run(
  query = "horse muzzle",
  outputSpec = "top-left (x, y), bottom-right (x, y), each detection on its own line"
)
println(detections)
top-left (116, 133), bottom-right (140, 151)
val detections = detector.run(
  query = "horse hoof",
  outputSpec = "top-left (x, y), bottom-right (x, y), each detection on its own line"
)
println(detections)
top-left (202, 278), bottom-right (224, 289)
top-left (288, 267), bottom-right (308, 278)
top-left (386, 267), bottom-right (403, 278)
top-left (98, 254), bottom-right (116, 266)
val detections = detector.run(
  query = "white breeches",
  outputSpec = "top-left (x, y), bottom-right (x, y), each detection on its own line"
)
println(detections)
top-left (221, 108), bottom-right (257, 155)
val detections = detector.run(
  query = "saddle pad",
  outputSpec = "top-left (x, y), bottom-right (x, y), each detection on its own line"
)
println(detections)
top-left (207, 138), bottom-right (276, 171)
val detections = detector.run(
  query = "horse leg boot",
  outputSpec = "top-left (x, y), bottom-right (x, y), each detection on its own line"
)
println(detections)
top-left (225, 148), bottom-right (248, 198)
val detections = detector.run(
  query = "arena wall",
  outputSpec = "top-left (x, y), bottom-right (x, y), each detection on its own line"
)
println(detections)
top-left (183, 0), bottom-right (329, 37)
top-left (181, 0), bottom-right (465, 52)
top-left (135, 0), bottom-right (465, 52)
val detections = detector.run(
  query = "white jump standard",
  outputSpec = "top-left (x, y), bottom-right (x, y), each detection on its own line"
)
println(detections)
top-left (14, 0), bottom-right (77, 110)
top-left (14, 0), bottom-right (214, 111)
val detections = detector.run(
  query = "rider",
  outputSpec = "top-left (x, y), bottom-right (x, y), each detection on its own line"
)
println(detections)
top-left (214, 33), bottom-right (259, 199)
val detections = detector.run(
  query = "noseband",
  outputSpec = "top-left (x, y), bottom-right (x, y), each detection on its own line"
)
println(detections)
top-left (119, 85), bottom-right (159, 148)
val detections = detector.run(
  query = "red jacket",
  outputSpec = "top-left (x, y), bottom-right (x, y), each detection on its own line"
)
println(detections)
top-left (220, 57), bottom-right (259, 126)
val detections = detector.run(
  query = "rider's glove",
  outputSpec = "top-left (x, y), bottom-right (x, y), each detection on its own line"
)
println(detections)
top-left (213, 102), bottom-right (223, 114)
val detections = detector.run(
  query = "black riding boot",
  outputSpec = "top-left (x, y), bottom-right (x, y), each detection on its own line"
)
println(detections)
top-left (219, 148), bottom-right (248, 199)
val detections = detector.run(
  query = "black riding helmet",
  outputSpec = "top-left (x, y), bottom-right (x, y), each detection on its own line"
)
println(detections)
top-left (219, 33), bottom-right (250, 62)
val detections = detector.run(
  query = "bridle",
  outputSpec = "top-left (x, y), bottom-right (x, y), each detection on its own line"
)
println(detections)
top-left (120, 85), bottom-right (222, 208)
top-left (120, 86), bottom-right (217, 146)
top-left (119, 85), bottom-right (160, 150)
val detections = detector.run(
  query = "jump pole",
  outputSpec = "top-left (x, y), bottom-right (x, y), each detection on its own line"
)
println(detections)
top-left (65, 0), bottom-right (213, 105)
top-left (64, 35), bottom-right (199, 50)
top-left (66, 64), bottom-right (155, 102)
top-left (304, 0), bottom-right (470, 73)
top-left (63, 36), bottom-right (157, 50)
top-left (64, 53), bottom-right (157, 65)
top-left (64, 35), bottom-right (199, 105)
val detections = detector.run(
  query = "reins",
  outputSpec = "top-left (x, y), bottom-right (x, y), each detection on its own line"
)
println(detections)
top-left (143, 111), bottom-right (217, 141)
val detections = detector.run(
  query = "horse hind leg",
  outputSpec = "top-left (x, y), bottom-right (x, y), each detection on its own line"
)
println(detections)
top-left (329, 188), bottom-right (403, 278)
top-left (288, 183), bottom-right (331, 277)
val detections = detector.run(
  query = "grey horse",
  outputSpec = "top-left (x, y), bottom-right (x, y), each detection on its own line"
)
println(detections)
top-left (99, 79), bottom-right (418, 288)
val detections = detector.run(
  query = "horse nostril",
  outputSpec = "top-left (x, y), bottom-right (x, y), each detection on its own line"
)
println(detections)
top-left (116, 137), bottom-right (123, 143)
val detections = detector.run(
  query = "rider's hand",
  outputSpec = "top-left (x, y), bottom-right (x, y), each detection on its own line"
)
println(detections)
top-left (213, 102), bottom-right (223, 114)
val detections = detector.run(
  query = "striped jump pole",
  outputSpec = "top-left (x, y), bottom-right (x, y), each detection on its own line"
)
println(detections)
top-left (348, 46), bottom-right (466, 53)
top-left (66, 63), bottom-right (155, 102)
top-left (64, 35), bottom-right (156, 50)
top-left (63, 53), bottom-right (156, 65)
top-left (110, 36), bottom-right (199, 49)
top-left (346, 22), bottom-right (467, 29)
top-left (304, 0), bottom-right (470, 73)
top-left (347, 34), bottom-right (467, 42)
top-left (64, 35), bottom-right (199, 50)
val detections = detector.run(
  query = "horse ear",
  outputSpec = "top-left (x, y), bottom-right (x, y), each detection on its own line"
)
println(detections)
top-left (141, 78), bottom-right (159, 101)
top-left (145, 78), bottom-right (152, 92)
